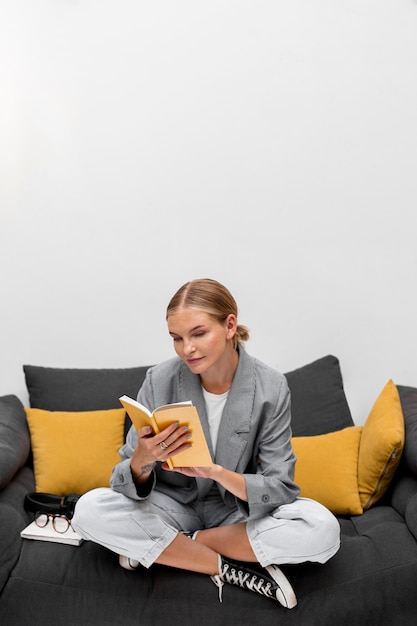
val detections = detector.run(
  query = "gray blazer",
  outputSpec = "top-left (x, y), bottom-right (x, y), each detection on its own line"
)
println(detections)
top-left (111, 347), bottom-right (300, 519)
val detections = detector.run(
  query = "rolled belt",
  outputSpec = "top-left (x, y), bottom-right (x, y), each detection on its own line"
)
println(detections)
top-left (24, 492), bottom-right (80, 519)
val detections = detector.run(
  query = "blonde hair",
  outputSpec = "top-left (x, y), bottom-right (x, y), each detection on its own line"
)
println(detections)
top-left (166, 278), bottom-right (250, 349)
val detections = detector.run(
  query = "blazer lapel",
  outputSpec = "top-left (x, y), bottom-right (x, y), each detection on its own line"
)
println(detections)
top-left (177, 348), bottom-right (255, 472)
top-left (178, 363), bottom-right (215, 459)
top-left (178, 364), bottom-right (217, 497)
top-left (215, 348), bottom-right (255, 471)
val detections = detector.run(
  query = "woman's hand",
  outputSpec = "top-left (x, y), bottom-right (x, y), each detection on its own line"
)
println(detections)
top-left (130, 422), bottom-right (191, 484)
top-left (163, 464), bottom-right (249, 502)
top-left (162, 465), bottom-right (217, 479)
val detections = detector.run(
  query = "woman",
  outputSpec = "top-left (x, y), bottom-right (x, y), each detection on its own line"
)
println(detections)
top-left (73, 278), bottom-right (340, 609)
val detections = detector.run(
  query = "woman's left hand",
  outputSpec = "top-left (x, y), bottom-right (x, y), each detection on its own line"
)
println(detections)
top-left (161, 464), bottom-right (220, 480)
top-left (162, 463), bottom-right (248, 502)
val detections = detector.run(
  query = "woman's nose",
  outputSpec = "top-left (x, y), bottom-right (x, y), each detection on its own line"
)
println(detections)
top-left (183, 339), bottom-right (196, 355)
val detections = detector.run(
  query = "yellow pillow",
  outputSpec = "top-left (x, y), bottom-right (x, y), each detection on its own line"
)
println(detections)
top-left (292, 426), bottom-right (363, 515)
top-left (358, 380), bottom-right (404, 511)
top-left (25, 408), bottom-right (125, 495)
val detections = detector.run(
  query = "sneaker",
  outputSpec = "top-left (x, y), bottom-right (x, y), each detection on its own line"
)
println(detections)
top-left (265, 564), bottom-right (297, 609)
top-left (211, 556), bottom-right (297, 609)
top-left (119, 555), bottom-right (140, 571)
top-left (181, 530), bottom-right (200, 540)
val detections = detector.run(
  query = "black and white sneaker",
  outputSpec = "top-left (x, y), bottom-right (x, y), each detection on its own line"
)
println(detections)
top-left (119, 555), bottom-right (140, 570)
top-left (211, 556), bottom-right (297, 609)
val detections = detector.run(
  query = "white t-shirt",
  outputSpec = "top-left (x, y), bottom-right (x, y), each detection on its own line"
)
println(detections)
top-left (202, 387), bottom-right (229, 453)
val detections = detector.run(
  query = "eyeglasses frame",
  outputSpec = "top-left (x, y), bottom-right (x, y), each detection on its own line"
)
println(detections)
top-left (34, 511), bottom-right (76, 534)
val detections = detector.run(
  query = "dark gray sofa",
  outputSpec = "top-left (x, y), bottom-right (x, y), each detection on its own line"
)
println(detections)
top-left (1, 355), bottom-right (417, 625)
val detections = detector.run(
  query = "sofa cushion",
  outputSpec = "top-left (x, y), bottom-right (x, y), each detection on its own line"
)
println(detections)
top-left (23, 365), bottom-right (150, 411)
top-left (0, 465), bottom-right (34, 594)
top-left (0, 395), bottom-right (31, 490)
top-left (397, 385), bottom-right (417, 476)
top-left (25, 408), bottom-right (126, 495)
top-left (292, 426), bottom-right (363, 515)
top-left (406, 491), bottom-right (417, 542)
top-left (4, 502), bottom-right (417, 626)
top-left (358, 380), bottom-right (405, 511)
top-left (284, 355), bottom-right (354, 436)
top-left (292, 379), bottom-right (406, 516)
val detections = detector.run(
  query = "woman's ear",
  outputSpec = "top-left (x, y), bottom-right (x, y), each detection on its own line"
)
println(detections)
top-left (226, 314), bottom-right (237, 338)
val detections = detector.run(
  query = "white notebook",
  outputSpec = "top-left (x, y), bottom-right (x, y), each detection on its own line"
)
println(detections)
top-left (21, 520), bottom-right (83, 546)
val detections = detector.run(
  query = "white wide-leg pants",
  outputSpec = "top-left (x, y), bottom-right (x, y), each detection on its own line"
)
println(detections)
top-left (73, 487), bottom-right (340, 569)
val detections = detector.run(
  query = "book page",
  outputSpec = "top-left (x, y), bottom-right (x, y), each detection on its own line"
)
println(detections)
top-left (119, 396), bottom-right (158, 433)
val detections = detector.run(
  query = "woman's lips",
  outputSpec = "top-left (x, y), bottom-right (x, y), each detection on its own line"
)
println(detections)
top-left (187, 357), bottom-right (203, 365)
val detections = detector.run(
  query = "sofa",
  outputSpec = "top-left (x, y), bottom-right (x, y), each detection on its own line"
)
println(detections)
top-left (1, 354), bottom-right (417, 625)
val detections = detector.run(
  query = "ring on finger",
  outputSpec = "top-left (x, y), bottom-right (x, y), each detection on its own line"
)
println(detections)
top-left (159, 441), bottom-right (169, 450)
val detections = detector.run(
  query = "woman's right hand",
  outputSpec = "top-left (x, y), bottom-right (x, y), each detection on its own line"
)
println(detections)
top-left (130, 422), bottom-right (191, 484)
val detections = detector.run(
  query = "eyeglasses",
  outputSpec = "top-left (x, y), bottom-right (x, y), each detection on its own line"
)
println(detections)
top-left (34, 511), bottom-right (75, 534)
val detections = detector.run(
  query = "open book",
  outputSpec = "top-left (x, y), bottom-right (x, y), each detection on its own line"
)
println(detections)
top-left (20, 520), bottom-right (83, 546)
top-left (119, 395), bottom-right (213, 469)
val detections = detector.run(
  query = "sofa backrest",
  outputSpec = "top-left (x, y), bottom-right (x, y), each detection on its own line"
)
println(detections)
top-left (23, 365), bottom-right (151, 411)
top-left (23, 355), bottom-right (353, 439)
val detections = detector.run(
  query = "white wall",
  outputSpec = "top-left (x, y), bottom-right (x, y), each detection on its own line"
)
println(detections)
top-left (1, 0), bottom-right (416, 423)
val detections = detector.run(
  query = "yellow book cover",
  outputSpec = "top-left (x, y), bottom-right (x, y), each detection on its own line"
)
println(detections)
top-left (119, 395), bottom-right (213, 469)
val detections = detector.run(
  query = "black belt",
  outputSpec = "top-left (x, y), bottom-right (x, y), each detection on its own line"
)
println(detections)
top-left (24, 492), bottom-right (80, 519)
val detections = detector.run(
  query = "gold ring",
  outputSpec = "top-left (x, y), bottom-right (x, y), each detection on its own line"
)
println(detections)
top-left (159, 441), bottom-right (169, 450)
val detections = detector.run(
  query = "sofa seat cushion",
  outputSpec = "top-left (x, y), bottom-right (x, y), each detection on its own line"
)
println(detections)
top-left (4, 507), bottom-right (417, 626)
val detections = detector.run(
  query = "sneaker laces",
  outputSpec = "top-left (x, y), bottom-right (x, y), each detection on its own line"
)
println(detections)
top-left (211, 555), bottom-right (226, 602)
top-left (211, 557), bottom-right (276, 602)
top-left (245, 574), bottom-right (274, 598)
top-left (211, 573), bottom-right (225, 602)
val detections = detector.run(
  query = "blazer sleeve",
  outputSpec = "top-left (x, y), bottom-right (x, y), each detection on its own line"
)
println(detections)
top-left (239, 375), bottom-right (300, 518)
top-left (110, 369), bottom-right (157, 500)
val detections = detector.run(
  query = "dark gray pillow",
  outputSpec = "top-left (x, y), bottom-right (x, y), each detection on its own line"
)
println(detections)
top-left (23, 365), bottom-right (151, 411)
top-left (285, 355), bottom-right (354, 437)
top-left (397, 385), bottom-right (417, 476)
top-left (0, 395), bottom-right (30, 490)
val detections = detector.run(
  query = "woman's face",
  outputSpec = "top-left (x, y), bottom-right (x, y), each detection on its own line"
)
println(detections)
top-left (167, 307), bottom-right (236, 376)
